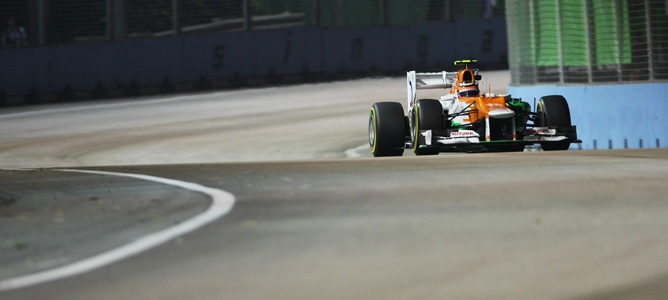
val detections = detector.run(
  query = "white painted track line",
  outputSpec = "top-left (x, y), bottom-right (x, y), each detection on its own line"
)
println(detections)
top-left (344, 143), bottom-right (369, 158)
top-left (0, 169), bottom-right (236, 292)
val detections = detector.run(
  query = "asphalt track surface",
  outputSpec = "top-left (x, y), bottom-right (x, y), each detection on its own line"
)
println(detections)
top-left (1, 72), bottom-right (668, 299)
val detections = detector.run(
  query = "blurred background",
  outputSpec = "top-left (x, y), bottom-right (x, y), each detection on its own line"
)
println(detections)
top-left (0, 0), bottom-right (508, 105)
top-left (0, 0), bottom-right (504, 44)
top-left (0, 0), bottom-right (666, 149)
top-left (508, 0), bottom-right (668, 84)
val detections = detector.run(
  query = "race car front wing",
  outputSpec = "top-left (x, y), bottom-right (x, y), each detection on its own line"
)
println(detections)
top-left (411, 126), bottom-right (581, 150)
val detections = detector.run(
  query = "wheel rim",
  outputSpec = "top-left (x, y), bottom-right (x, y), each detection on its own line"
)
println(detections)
top-left (369, 111), bottom-right (376, 153)
top-left (369, 117), bottom-right (375, 148)
top-left (538, 101), bottom-right (546, 127)
top-left (411, 107), bottom-right (419, 151)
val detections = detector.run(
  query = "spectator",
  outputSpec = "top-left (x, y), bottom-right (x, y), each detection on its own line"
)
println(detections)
top-left (2, 17), bottom-right (28, 48)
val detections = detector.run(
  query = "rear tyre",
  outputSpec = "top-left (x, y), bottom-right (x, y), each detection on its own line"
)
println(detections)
top-left (369, 102), bottom-right (406, 157)
top-left (411, 99), bottom-right (444, 155)
top-left (538, 95), bottom-right (572, 151)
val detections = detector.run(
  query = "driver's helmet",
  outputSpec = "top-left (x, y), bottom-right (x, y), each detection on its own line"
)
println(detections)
top-left (458, 85), bottom-right (480, 98)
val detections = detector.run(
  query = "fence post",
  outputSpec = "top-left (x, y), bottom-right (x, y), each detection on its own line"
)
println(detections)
top-left (583, 0), bottom-right (592, 83)
top-left (335, 0), bottom-right (342, 27)
top-left (530, 0), bottom-right (537, 84)
top-left (312, 0), bottom-right (321, 27)
top-left (645, 0), bottom-right (654, 80)
top-left (380, 0), bottom-right (388, 26)
top-left (172, 0), bottom-right (181, 36)
top-left (556, 0), bottom-right (565, 84)
top-left (613, 0), bottom-right (623, 82)
top-left (106, 0), bottom-right (112, 40)
top-left (109, 0), bottom-right (126, 40)
top-left (243, 0), bottom-right (252, 31)
top-left (36, 0), bottom-right (47, 45)
top-left (443, 0), bottom-right (451, 21)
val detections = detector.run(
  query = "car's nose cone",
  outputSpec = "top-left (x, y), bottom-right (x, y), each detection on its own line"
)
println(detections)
top-left (489, 108), bottom-right (516, 119)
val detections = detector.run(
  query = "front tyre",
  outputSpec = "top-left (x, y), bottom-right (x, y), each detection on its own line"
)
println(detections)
top-left (369, 102), bottom-right (406, 157)
top-left (411, 99), bottom-right (444, 155)
top-left (538, 95), bottom-right (572, 151)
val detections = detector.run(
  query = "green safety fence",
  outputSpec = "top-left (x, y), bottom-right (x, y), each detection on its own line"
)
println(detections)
top-left (506, 0), bottom-right (668, 84)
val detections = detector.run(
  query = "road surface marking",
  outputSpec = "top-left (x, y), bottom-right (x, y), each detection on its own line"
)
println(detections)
top-left (345, 143), bottom-right (369, 158)
top-left (0, 169), bottom-right (235, 292)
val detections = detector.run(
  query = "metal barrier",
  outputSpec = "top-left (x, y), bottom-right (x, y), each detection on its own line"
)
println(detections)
top-left (506, 0), bottom-right (668, 85)
top-left (0, 17), bottom-right (508, 101)
top-left (1, 0), bottom-right (505, 47)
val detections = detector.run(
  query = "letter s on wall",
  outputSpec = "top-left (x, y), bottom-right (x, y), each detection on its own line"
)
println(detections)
top-left (213, 44), bottom-right (225, 69)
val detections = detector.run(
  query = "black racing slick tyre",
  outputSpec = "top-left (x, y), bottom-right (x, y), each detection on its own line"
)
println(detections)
top-left (369, 102), bottom-right (406, 157)
top-left (411, 99), bottom-right (444, 155)
top-left (538, 95), bottom-right (572, 151)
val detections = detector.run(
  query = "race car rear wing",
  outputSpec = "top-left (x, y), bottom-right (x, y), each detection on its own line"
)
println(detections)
top-left (407, 71), bottom-right (457, 108)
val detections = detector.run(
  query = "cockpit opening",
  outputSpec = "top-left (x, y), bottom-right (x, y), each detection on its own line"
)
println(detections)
top-left (462, 70), bottom-right (474, 83)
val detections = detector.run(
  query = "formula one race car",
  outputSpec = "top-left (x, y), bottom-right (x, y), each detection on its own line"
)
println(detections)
top-left (368, 60), bottom-right (581, 156)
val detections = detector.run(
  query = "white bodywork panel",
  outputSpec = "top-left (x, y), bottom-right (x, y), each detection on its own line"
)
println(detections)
top-left (406, 70), bottom-right (476, 126)
top-left (406, 71), bottom-right (457, 110)
top-left (420, 129), bottom-right (481, 146)
top-left (488, 108), bottom-right (516, 119)
top-left (524, 136), bottom-right (569, 142)
top-left (526, 127), bottom-right (557, 135)
top-left (417, 128), bottom-right (568, 146)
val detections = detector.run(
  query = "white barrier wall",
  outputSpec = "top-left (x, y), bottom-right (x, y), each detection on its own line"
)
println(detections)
top-left (0, 17), bottom-right (507, 102)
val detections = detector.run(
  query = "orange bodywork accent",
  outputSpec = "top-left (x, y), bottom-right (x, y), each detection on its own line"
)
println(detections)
top-left (452, 68), bottom-right (509, 124)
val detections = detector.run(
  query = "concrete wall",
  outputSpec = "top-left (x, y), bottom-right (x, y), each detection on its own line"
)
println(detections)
top-left (508, 83), bottom-right (668, 150)
top-left (0, 17), bottom-right (507, 105)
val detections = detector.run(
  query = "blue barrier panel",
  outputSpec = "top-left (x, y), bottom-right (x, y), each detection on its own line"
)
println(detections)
top-left (454, 17), bottom-right (506, 66)
top-left (389, 23), bottom-right (456, 71)
top-left (252, 28), bottom-right (322, 76)
top-left (322, 28), bottom-right (392, 74)
top-left (0, 17), bottom-right (508, 101)
top-left (1, 47), bottom-right (49, 96)
top-left (112, 38), bottom-right (183, 87)
top-left (49, 43), bottom-right (116, 92)
top-left (295, 28), bottom-right (325, 74)
top-left (182, 31), bottom-right (254, 82)
top-left (508, 83), bottom-right (668, 149)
